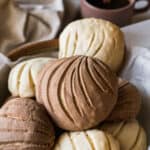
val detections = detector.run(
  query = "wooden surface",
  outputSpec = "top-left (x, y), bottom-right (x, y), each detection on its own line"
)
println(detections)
top-left (7, 39), bottom-right (59, 61)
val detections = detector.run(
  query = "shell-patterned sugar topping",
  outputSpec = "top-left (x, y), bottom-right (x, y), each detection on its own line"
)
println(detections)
top-left (36, 56), bottom-right (118, 131)
top-left (59, 18), bottom-right (125, 72)
top-left (100, 120), bottom-right (147, 150)
top-left (107, 78), bottom-right (141, 121)
top-left (0, 97), bottom-right (55, 150)
top-left (54, 129), bottom-right (120, 150)
top-left (8, 57), bottom-right (53, 98)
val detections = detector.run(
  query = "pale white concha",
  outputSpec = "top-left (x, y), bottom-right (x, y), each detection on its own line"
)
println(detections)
top-left (59, 18), bottom-right (125, 72)
top-left (8, 57), bottom-right (52, 98)
top-left (54, 129), bottom-right (120, 150)
top-left (100, 120), bottom-right (147, 150)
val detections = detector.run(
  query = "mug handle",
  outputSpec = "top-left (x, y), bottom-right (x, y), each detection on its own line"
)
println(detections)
top-left (134, 0), bottom-right (150, 13)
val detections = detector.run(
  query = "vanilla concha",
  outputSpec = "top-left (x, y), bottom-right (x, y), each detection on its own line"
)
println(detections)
top-left (100, 120), bottom-right (147, 150)
top-left (8, 57), bottom-right (53, 98)
top-left (54, 129), bottom-right (120, 150)
top-left (59, 18), bottom-right (124, 72)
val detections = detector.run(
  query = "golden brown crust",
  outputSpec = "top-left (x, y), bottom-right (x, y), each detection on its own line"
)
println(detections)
top-left (36, 56), bottom-right (118, 131)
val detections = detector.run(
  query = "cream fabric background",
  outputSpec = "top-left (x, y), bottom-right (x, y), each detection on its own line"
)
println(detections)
top-left (0, 0), bottom-right (64, 54)
top-left (1, 0), bottom-right (150, 54)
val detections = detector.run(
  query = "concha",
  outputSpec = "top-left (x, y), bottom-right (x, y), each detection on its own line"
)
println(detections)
top-left (36, 56), bottom-right (118, 130)
top-left (54, 129), bottom-right (120, 150)
top-left (100, 120), bottom-right (147, 150)
top-left (0, 97), bottom-right (55, 150)
top-left (8, 57), bottom-right (53, 98)
top-left (59, 18), bottom-right (124, 72)
top-left (107, 78), bottom-right (141, 121)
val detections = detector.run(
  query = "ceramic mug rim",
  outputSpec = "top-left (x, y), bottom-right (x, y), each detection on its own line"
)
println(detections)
top-left (82, 0), bottom-right (136, 12)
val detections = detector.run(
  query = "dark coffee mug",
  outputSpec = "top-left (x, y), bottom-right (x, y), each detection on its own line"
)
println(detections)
top-left (81, 0), bottom-right (150, 26)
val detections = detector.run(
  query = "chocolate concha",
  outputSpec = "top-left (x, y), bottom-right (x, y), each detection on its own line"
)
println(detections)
top-left (100, 120), bottom-right (147, 150)
top-left (59, 18), bottom-right (125, 72)
top-left (107, 78), bottom-right (141, 121)
top-left (8, 57), bottom-right (53, 98)
top-left (54, 129), bottom-right (120, 150)
top-left (0, 98), bottom-right (55, 150)
top-left (36, 56), bottom-right (118, 131)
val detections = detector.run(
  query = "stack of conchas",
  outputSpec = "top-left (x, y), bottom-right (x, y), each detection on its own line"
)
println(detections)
top-left (0, 58), bottom-right (56, 150)
top-left (0, 18), bottom-right (146, 150)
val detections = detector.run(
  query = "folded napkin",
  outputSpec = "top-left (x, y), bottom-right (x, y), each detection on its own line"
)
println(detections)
top-left (0, 0), bottom-right (64, 54)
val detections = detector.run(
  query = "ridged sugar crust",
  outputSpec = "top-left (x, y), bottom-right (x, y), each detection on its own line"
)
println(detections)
top-left (107, 78), bottom-right (141, 121)
top-left (0, 98), bottom-right (55, 150)
top-left (36, 56), bottom-right (118, 131)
